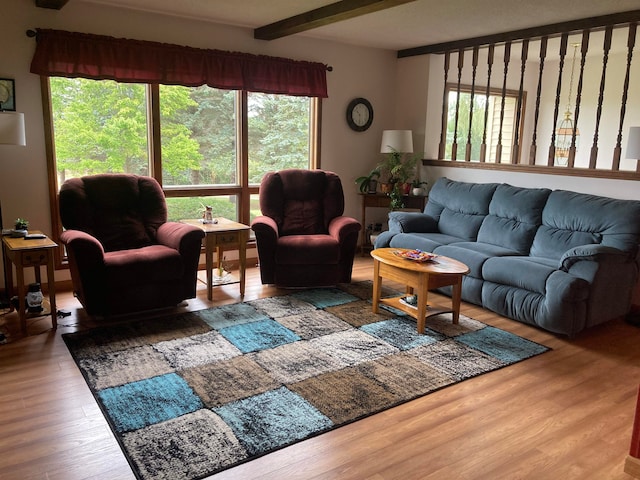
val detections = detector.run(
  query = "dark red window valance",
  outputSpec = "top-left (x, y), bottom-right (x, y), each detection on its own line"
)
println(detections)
top-left (30, 29), bottom-right (328, 98)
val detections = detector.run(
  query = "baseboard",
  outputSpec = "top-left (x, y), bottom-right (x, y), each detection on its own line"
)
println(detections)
top-left (625, 455), bottom-right (640, 478)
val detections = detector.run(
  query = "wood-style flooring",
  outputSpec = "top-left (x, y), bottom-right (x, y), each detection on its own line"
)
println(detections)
top-left (0, 256), bottom-right (639, 480)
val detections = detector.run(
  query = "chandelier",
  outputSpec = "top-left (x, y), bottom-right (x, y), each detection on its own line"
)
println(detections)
top-left (555, 43), bottom-right (580, 165)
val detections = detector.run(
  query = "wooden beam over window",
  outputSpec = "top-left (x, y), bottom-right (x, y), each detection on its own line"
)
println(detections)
top-left (254, 0), bottom-right (417, 41)
top-left (35, 0), bottom-right (69, 9)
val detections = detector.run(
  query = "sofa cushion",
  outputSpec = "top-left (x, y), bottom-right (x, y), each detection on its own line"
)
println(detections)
top-left (483, 256), bottom-right (556, 294)
top-left (530, 190), bottom-right (640, 260)
top-left (389, 232), bottom-right (462, 252)
top-left (477, 184), bottom-right (551, 253)
top-left (425, 177), bottom-right (498, 241)
top-left (435, 242), bottom-right (520, 278)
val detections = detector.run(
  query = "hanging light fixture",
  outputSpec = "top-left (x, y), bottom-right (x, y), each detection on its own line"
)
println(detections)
top-left (555, 43), bottom-right (580, 165)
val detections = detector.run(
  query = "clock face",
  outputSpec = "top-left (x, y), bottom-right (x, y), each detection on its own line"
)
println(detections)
top-left (346, 97), bottom-right (373, 132)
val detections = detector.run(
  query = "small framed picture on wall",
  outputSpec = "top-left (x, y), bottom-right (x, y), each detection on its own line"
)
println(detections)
top-left (0, 78), bottom-right (16, 111)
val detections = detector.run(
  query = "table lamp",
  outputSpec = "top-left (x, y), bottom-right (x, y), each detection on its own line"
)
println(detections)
top-left (625, 126), bottom-right (640, 173)
top-left (0, 111), bottom-right (26, 309)
top-left (380, 130), bottom-right (414, 156)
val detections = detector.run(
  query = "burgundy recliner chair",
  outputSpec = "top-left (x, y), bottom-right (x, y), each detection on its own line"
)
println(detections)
top-left (251, 169), bottom-right (361, 287)
top-left (58, 174), bottom-right (205, 316)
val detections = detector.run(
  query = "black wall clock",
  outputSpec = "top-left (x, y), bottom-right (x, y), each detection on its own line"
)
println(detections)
top-left (346, 97), bottom-right (373, 132)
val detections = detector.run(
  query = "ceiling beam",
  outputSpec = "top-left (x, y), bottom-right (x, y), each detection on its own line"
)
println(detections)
top-left (255, 0), bottom-right (417, 41)
top-left (398, 9), bottom-right (640, 57)
top-left (35, 0), bottom-right (69, 9)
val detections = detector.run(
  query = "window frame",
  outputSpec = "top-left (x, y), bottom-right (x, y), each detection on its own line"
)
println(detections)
top-left (43, 79), bottom-right (321, 268)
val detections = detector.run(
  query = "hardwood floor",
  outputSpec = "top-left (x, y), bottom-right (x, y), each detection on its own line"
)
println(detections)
top-left (1, 256), bottom-right (639, 479)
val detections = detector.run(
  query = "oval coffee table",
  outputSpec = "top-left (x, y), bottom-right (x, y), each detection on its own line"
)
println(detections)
top-left (370, 248), bottom-right (470, 334)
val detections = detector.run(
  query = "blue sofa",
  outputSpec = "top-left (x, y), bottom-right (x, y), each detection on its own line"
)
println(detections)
top-left (374, 177), bottom-right (640, 336)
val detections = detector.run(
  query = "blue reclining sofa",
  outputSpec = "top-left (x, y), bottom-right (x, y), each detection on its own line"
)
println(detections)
top-left (374, 177), bottom-right (640, 337)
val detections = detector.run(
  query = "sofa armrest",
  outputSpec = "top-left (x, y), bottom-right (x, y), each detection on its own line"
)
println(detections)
top-left (560, 244), bottom-right (635, 271)
top-left (157, 222), bottom-right (205, 255)
top-left (59, 230), bottom-right (105, 268)
top-left (388, 211), bottom-right (438, 234)
top-left (328, 216), bottom-right (361, 242)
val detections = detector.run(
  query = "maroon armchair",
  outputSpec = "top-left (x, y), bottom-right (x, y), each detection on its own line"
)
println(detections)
top-left (58, 174), bottom-right (205, 316)
top-left (251, 169), bottom-right (361, 287)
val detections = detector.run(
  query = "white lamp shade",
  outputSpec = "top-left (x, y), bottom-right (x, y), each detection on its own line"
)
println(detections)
top-left (380, 130), bottom-right (413, 154)
top-left (625, 126), bottom-right (640, 159)
top-left (0, 112), bottom-right (26, 146)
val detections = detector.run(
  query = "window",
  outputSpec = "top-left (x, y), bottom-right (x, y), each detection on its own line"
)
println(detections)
top-left (444, 84), bottom-right (524, 163)
top-left (48, 78), bottom-right (319, 229)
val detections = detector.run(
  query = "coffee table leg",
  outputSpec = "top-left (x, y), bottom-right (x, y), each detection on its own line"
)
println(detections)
top-left (416, 274), bottom-right (428, 334)
top-left (452, 275), bottom-right (462, 324)
top-left (372, 259), bottom-right (381, 313)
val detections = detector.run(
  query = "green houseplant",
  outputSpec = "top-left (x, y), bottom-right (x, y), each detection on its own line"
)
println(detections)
top-left (355, 169), bottom-right (380, 194)
top-left (14, 218), bottom-right (29, 231)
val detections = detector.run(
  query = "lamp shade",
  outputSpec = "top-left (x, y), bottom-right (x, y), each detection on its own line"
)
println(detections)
top-left (0, 112), bottom-right (26, 146)
top-left (380, 130), bottom-right (413, 154)
top-left (625, 127), bottom-right (640, 159)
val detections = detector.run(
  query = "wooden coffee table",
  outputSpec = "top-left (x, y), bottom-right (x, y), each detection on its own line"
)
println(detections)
top-left (371, 248), bottom-right (470, 334)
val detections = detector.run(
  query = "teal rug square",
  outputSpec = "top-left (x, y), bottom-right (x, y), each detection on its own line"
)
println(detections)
top-left (219, 318), bottom-right (300, 353)
top-left (360, 317), bottom-right (444, 350)
top-left (98, 372), bottom-right (203, 433)
top-left (214, 386), bottom-right (333, 456)
top-left (456, 325), bottom-right (549, 363)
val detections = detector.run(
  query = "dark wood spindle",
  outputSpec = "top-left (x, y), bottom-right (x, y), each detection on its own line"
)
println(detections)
top-left (613, 22), bottom-right (637, 170)
top-left (495, 41), bottom-right (511, 163)
top-left (452, 48), bottom-right (465, 161)
top-left (480, 44), bottom-right (495, 163)
top-left (548, 32), bottom-right (569, 166)
top-left (529, 36), bottom-right (548, 165)
top-left (568, 30), bottom-right (590, 168)
top-left (466, 46), bottom-right (480, 161)
top-left (512, 39), bottom-right (528, 164)
top-left (438, 51), bottom-right (451, 160)
top-left (589, 26), bottom-right (613, 169)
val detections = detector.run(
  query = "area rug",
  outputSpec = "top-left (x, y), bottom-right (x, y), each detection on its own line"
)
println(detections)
top-left (63, 281), bottom-right (549, 480)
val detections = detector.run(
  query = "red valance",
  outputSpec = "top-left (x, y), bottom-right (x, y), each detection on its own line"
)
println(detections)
top-left (30, 29), bottom-right (328, 98)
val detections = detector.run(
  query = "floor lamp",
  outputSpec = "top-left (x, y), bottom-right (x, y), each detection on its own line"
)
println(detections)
top-left (0, 111), bottom-right (26, 309)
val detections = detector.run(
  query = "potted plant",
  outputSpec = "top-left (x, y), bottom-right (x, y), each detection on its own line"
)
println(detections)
top-left (355, 169), bottom-right (380, 194)
top-left (411, 179), bottom-right (428, 196)
top-left (377, 149), bottom-right (420, 195)
top-left (14, 218), bottom-right (29, 231)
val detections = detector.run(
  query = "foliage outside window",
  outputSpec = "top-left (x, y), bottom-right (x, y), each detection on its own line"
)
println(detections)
top-left (445, 84), bottom-right (523, 163)
top-left (49, 78), bottom-right (317, 226)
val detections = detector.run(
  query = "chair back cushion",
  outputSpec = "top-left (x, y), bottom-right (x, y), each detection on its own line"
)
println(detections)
top-left (259, 169), bottom-right (345, 235)
top-left (59, 174), bottom-right (168, 252)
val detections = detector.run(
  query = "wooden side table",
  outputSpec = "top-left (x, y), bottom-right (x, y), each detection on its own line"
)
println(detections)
top-left (2, 232), bottom-right (58, 335)
top-left (180, 218), bottom-right (250, 300)
top-left (359, 193), bottom-right (427, 254)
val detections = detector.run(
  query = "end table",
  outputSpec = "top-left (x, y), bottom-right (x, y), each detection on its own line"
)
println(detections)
top-left (2, 232), bottom-right (58, 335)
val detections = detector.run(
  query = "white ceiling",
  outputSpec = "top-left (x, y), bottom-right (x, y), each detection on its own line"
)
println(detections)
top-left (77, 0), bottom-right (639, 51)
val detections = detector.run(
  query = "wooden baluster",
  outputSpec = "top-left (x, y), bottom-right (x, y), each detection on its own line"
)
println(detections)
top-left (451, 48), bottom-right (465, 161)
top-left (567, 30), bottom-right (590, 168)
top-left (438, 51), bottom-right (451, 159)
top-left (613, 22), bottom-right (637, 171)
top-left (480, 44), bottom-right (495, 163)
top-left (512, 39), bottom-right (528, 164)
top-left (529, 36), bottom-right (548, 165)
top-left (495, 42), bottom-right (511, 163)
top-left (590, 26), bottom-right (613, 169)
top-left (548, 32), bottom-right (569, 166)
top-left (466, 45), bottom-right (479, 161)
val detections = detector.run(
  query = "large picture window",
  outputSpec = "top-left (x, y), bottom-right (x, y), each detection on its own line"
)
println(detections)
top-left (47, 77), bottom-right (319, 230)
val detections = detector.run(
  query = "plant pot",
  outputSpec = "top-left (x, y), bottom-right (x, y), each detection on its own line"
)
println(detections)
top-left (412, 187), bottom-right (424, 196)
top-left (380, 183), bottom-right (393, 194)
top-left (367, 179), bottom-right (378, 194)
top-left (400, 182), bottom-right (411, 195)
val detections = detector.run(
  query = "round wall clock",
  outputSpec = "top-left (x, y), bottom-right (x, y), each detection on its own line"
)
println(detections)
top-left (346, 97), bottom-right (373, 132)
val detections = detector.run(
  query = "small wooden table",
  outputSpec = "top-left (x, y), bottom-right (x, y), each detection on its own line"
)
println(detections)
top-left (2, 232), bottom-right (58, 335)
top-left (181, 218), bottom-right (250, 300)
top-left (371, 248), bottom-right (469, 334)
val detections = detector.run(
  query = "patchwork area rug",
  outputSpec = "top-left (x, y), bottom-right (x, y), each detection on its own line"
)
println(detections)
top-left (63, 281), bottom-right (549, 480)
